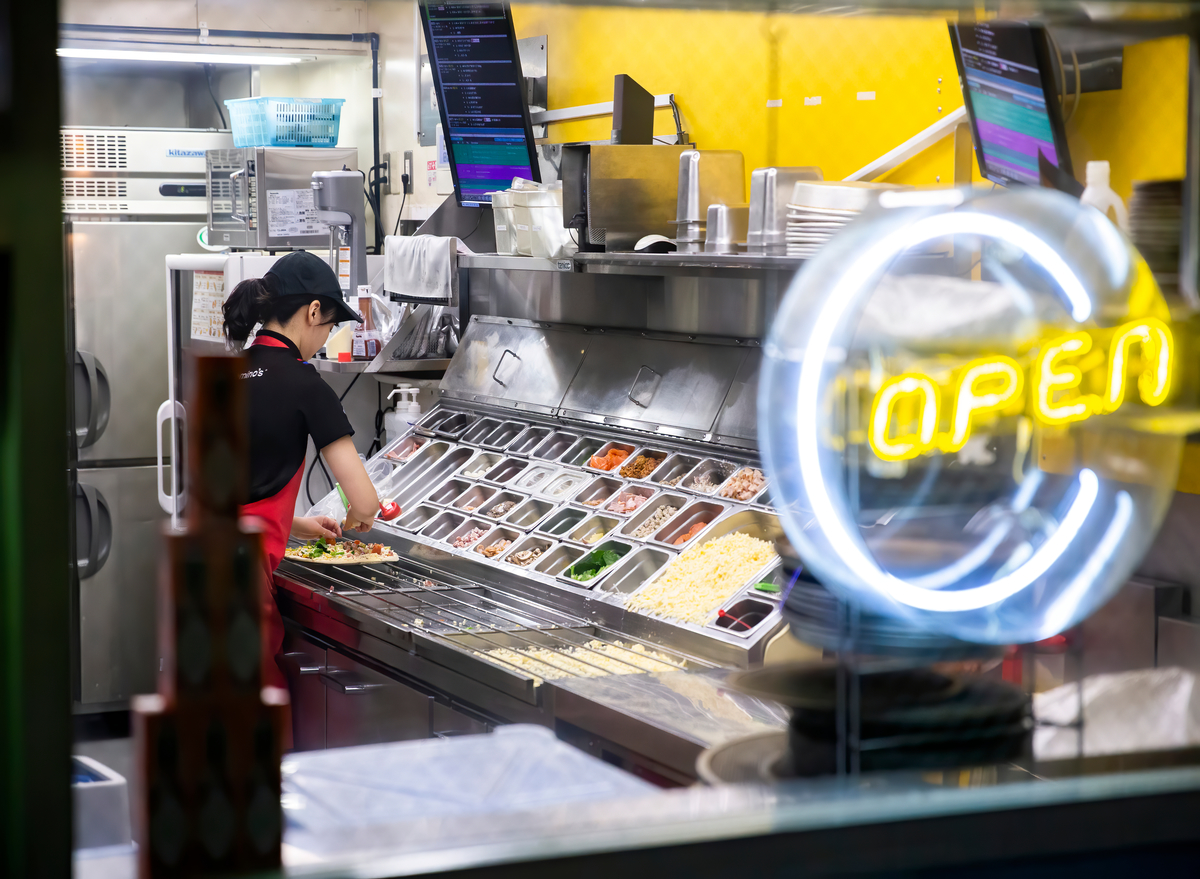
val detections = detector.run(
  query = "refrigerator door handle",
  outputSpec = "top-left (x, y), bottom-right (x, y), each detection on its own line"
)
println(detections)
top-left (156, 399), bottom-right (187, 515)
top-left (75, 350), bottom-right (111, 448)
top-left (76, 483), bottom-right (112, 579)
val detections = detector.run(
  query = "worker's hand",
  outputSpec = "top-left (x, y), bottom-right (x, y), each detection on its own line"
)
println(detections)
top-left (342, 507), bottom-right (376, 534)
top-left (292, 516), bottom-right (342, 541)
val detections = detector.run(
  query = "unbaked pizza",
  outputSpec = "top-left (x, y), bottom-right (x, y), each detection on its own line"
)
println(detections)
top-left (284, 537), bottom-right (399, 565)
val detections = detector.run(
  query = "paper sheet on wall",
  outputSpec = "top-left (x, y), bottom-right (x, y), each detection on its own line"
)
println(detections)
top-left (266, 188), bottom-right (327, 238)
top-left (191, 270), bottom-right (226, 342)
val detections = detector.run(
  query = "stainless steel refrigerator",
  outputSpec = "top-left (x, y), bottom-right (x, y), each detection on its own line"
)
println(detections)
top-left (67, 127), bottom-right (232, 711)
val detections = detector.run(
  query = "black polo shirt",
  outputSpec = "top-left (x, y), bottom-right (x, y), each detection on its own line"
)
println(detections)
top-left (241, 329), bottom-right (354, 503)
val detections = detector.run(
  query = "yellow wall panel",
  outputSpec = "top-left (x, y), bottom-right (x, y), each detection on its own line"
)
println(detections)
top-left (512, 5), bottom-right (962, 188)
top-left (513, 4), bottom-right (769, 184)
top-left (512, 5), bottom-right (1189, 198)
top-left (771, 17), bottom-right (963, 181)
top-left (881, 132), bottom-right (958, 187)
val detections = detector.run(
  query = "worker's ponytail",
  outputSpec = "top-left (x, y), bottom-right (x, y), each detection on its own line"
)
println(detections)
top-left (222, 276), bottom-right (274, 347)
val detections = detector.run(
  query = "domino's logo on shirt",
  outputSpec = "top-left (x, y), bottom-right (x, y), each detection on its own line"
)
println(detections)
top-left (241, 368), bottom-right (265, 379)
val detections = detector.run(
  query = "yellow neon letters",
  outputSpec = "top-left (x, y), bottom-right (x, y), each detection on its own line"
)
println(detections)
top-left (867, 323), bottom-right (1174, 461)
top-left (1033, 332), bottom-right (1098, 426)
top-left (1103, 318), bottom-right (1172, 411)
top-left (869, 374), bottom-right (940, 461)
top-left (945, 357), bottom-right (1024, 452)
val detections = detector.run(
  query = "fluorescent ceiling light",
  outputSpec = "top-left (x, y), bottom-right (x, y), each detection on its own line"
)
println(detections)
top-left (57, 47), bottom-right (309, 65)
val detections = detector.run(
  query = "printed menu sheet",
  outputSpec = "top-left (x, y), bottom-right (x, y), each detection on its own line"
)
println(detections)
top-left (190, 270), bottom-right (226, 343)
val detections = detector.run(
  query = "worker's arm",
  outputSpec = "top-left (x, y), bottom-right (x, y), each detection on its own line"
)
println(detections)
top-left (321, 435), bottom-right (380, 532)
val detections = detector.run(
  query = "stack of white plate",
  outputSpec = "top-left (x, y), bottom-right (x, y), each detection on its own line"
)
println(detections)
top-left (1129, 179), bottom-right (1183, 300)
top-left (786, 181), bottom-right (904, 258)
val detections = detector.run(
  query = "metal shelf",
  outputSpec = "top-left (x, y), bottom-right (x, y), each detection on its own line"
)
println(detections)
top-left (311, 358), bottom-right (371, 374)
top-left (384, 359), bottom-right (453, 374)
top-left (457, 251), bottom-right (808, 276)
top-left (574, 250), bottom-right (807, 272)
top-left (311, 357), bottom-right (452, 375)
top-left (458, 254), bottom-right (568, 272)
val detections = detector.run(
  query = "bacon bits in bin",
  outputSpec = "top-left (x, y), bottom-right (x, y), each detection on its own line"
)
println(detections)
top-left (619, 453), bottom-right (664, 479)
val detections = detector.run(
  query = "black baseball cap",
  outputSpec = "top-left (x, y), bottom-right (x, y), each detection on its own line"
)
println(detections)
top-left (265, 251), bottom-right (362, 324)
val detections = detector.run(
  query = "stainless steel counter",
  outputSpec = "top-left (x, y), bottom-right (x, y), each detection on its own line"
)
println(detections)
top-left (275, 315), bottom-right (796, 778)
top-left (275, 558), bottom-right (786, 781)
top-left (276, 415), bottom-right (789, 779)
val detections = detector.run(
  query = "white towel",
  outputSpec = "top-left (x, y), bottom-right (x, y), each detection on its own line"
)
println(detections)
top-left (383, 235), bottom-right (458, 301)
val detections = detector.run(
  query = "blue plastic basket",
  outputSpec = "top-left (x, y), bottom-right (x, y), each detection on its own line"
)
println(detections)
top-left (224, 97), bottom-right (345, 148)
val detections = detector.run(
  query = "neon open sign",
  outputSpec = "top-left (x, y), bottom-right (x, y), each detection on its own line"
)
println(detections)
top-left (869, 318), bottom-right (1173, 462)
top-left (759, 189), bottom-right (1189, 644)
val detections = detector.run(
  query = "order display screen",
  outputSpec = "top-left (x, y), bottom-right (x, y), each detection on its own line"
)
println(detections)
top-left (951, 22), bottom-right (1070, 187)
top-left (421, 1), bottom-right (540, 206)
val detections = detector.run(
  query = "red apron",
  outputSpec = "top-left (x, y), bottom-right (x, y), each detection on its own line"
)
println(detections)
top-left (238, 334), bottom-right (305, 691)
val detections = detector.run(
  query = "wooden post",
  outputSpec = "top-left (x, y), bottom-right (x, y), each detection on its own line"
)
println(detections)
top-left (132, 356), bottom-right (286, 877)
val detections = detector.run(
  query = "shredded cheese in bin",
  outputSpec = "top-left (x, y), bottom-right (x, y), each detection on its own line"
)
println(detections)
top-left (624, 532), bottom-right (777, 625)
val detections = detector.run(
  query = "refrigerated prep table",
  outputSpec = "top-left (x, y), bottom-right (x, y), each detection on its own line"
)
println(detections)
top-left (274, 315), bottom-right (797, 782)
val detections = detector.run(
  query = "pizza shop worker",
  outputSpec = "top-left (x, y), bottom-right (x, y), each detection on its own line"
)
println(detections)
top-left (222, 250), bottom-right (381, 688)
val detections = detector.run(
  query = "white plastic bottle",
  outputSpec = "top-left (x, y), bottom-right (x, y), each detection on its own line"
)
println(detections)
top-left (384, 387), bottom-right (407, 445)
top-left (1080, 161), bottom-right (1129, 233)
top-left (402, 387), bottom-right (422, 429)
top-left (383, 386), bottom-right (423, 445)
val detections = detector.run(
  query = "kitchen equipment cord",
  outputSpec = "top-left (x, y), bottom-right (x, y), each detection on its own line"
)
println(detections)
top-left (461, 209), bottom-right (484, 244)
top-left (392, 188), bottom-right (407, 237)
top-left (204, 65), bottom-right (227, 128)
top-left (369, 383), bottom-right (386, 457)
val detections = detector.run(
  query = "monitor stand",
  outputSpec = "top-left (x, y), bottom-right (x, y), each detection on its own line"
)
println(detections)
top-left (415, 197), bottom-right (496, 253)
top-left (1038, 151), bottom-right (1083, 197)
